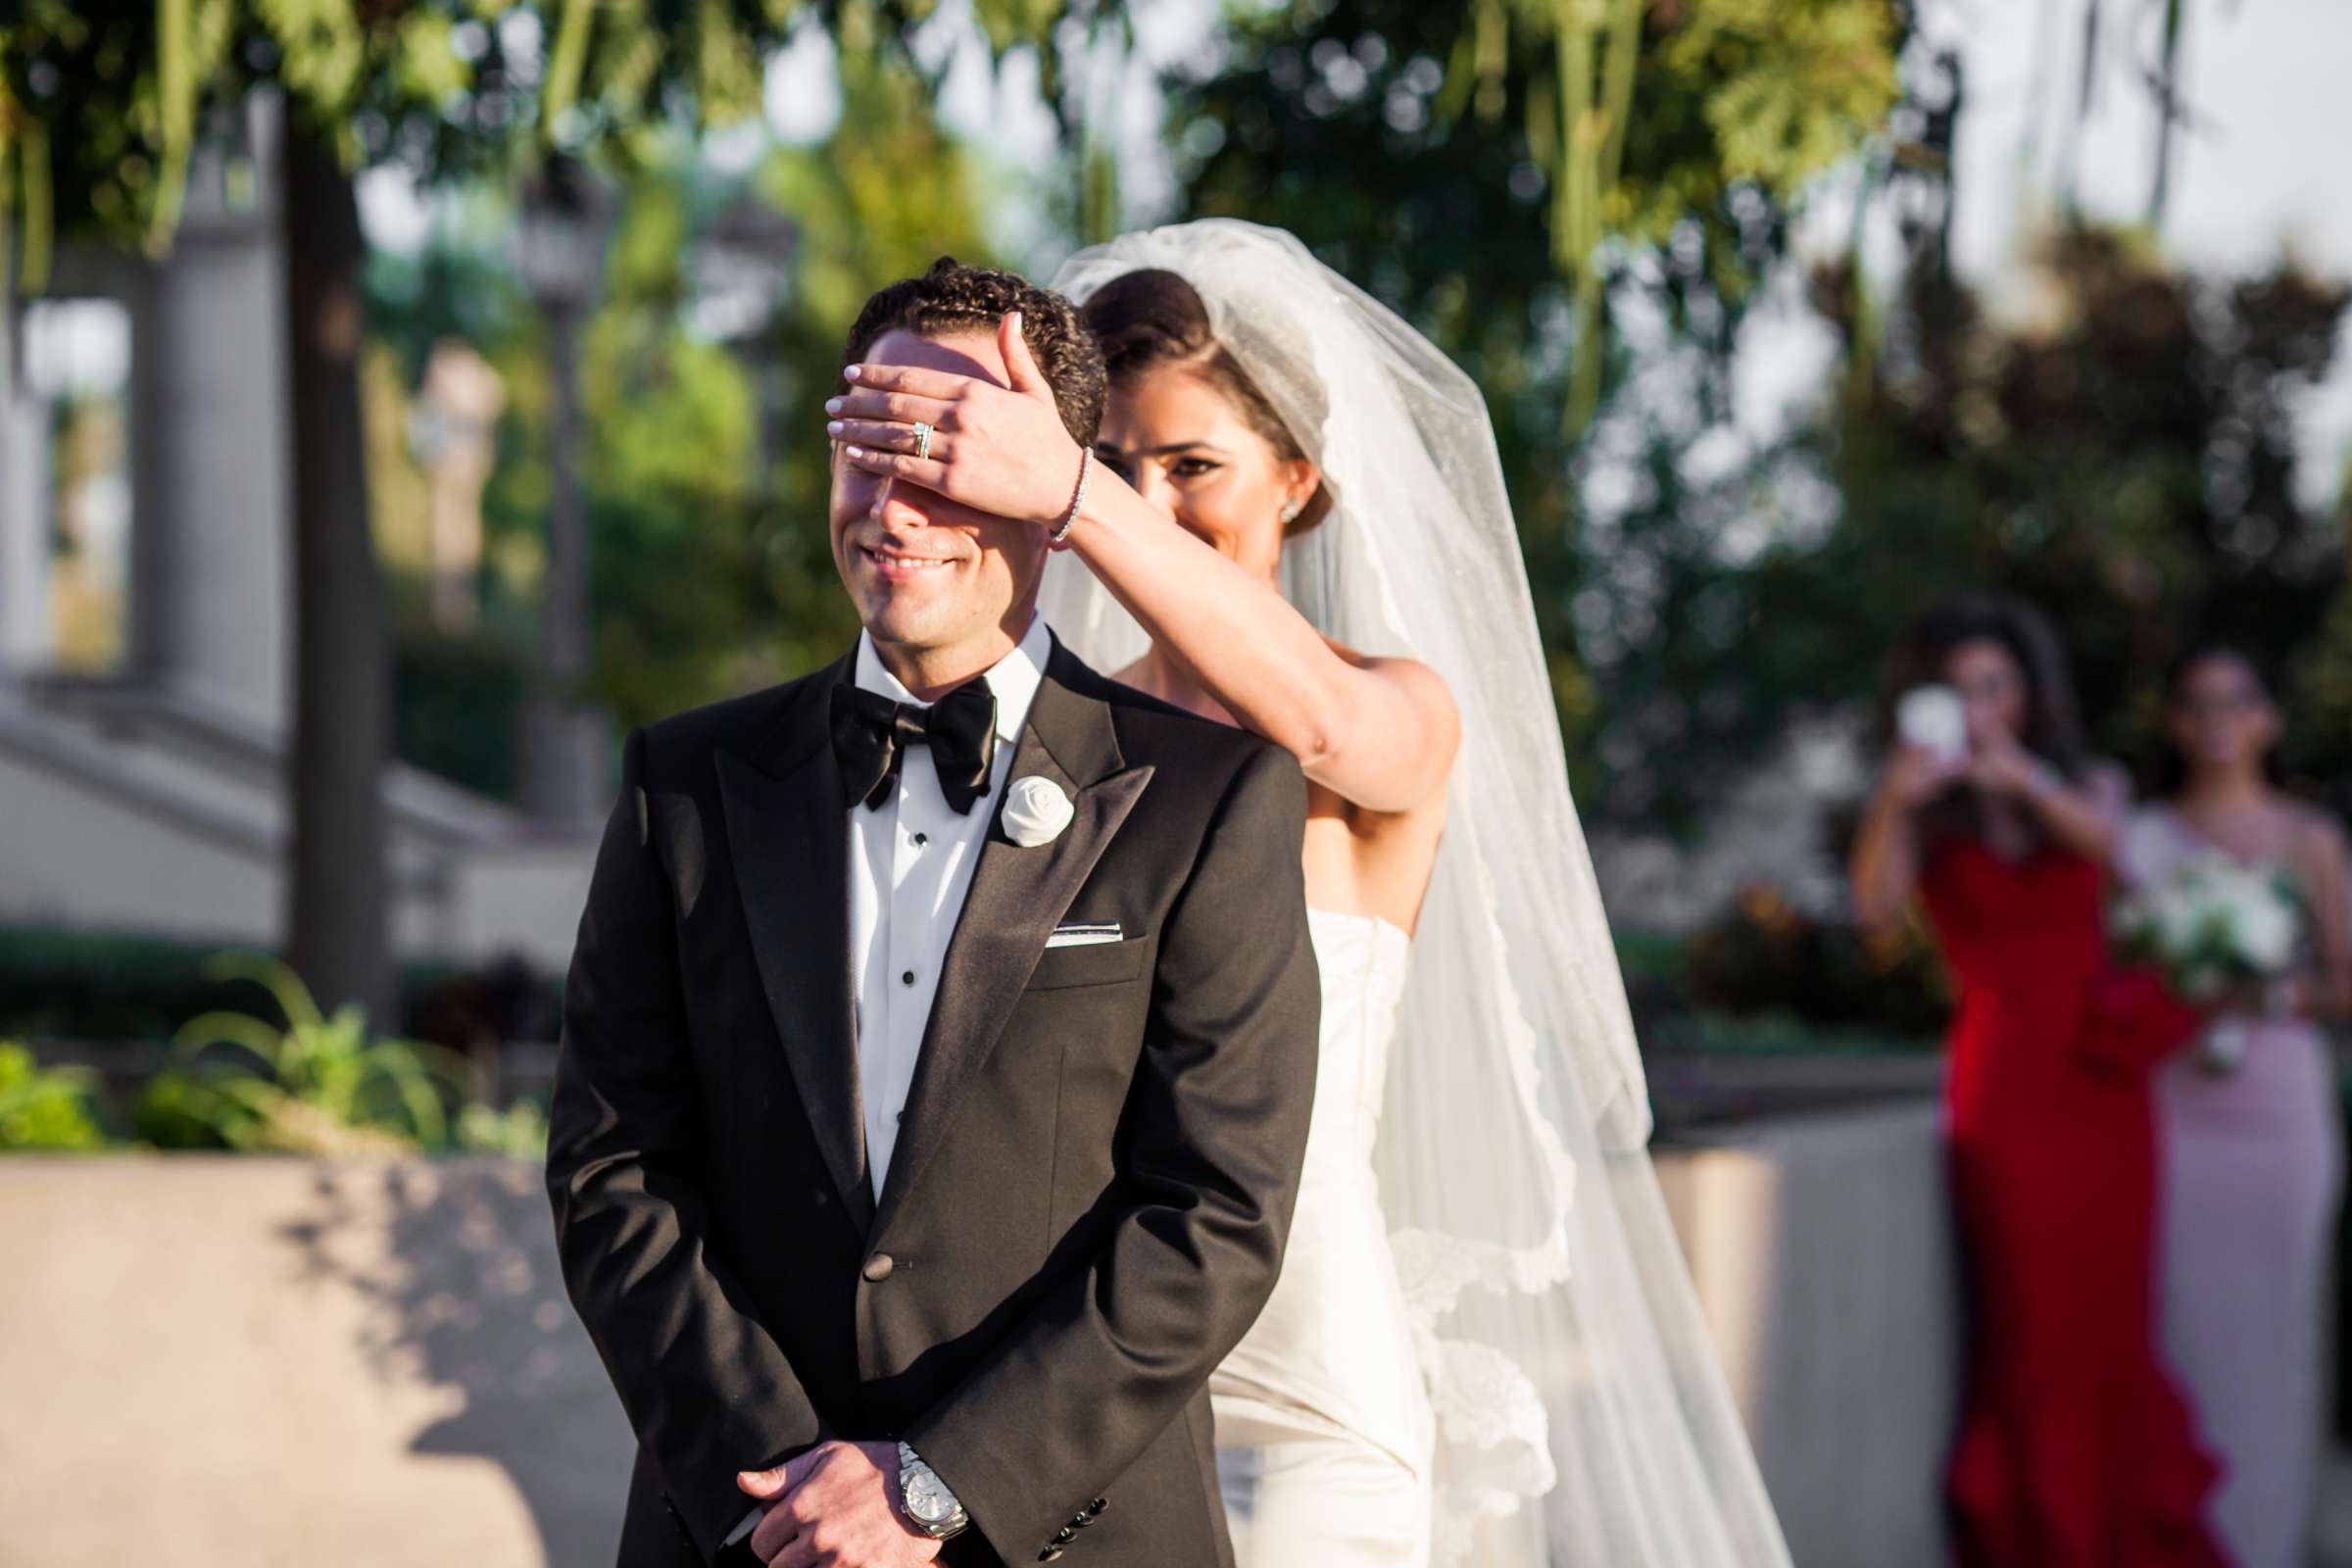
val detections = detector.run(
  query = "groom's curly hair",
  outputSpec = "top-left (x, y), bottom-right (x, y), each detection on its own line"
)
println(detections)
top-left (843, 258), bottom-right (1106, 447)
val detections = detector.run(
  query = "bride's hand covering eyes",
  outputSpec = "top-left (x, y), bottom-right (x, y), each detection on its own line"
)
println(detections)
top-left (825, 312), bottom-right (1088, 533)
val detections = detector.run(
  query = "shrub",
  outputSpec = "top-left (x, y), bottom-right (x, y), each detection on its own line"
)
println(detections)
top-left (135, 953), bottom-right (475, 1156)
top-left (0, 1042), bottom-right (110, 1151)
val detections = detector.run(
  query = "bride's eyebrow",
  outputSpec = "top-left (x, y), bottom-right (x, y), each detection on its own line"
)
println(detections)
top-left (1101, 440), bottom-right (1231, 460)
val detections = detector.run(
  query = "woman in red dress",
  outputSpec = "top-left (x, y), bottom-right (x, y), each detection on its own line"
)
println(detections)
top-left (1849, 595), bottom-right (2227, 1567)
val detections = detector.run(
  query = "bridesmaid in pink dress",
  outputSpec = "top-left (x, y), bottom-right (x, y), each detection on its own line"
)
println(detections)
top-left (2123, 644), bottom-right (2352, 1568)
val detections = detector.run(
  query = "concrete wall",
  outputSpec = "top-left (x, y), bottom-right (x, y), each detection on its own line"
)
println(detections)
top-left (0, 1104), bottom-right (1958, 1567)
top-left (1655, 1102), bottom-right (1959, 1568)
top-left (0, 1157), bottom-right (629, 1568)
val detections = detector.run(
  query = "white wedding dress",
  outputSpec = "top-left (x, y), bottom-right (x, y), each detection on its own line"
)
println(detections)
top-left (1045, 220), bottom-right (1793, 1568)
top-left (1211, 907), bottom-right (1435, 1567)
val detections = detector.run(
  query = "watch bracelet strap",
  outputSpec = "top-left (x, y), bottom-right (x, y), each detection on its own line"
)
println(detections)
top-left (898, 1441), bottom-right (969, 1538)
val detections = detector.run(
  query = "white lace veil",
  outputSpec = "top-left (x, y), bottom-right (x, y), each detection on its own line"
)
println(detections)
top-left (1042, 220), bottom-right (1791, 1567)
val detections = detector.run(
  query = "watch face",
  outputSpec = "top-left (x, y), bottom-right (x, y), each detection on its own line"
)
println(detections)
top-left (905, 1469), bottom-right (953, 1525)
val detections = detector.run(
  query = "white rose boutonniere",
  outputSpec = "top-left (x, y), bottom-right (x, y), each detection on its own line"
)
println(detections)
top-left (1002, 775), bottom-right (1075, 848)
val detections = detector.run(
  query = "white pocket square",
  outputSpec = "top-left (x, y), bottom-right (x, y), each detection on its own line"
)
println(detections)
top-left (1045, 922), bottom-right (1123, 949)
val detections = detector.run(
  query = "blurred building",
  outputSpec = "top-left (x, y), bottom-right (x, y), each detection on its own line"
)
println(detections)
top-left (0, 105), bottom-right (593, 973)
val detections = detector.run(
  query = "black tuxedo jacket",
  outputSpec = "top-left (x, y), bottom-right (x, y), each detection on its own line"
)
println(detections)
top-left (547, 637), bottom-right (1321, 1568)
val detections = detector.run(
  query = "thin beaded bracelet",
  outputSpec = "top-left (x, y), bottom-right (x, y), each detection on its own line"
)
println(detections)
top-left (1051, 448), bottom-right (1093, 545)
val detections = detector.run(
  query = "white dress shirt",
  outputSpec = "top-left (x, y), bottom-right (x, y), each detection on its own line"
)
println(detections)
top-left (721, 617), bottom-right (1053, 1554)
top-left (847, 612), bottom-right (1051, 1201)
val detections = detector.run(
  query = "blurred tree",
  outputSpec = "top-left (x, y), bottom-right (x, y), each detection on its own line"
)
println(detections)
top-left (1524, 227), bottom-right (2351, 833)
top-left (0, 0), bottom-right (1110, 1017)
top-left (1171, 0), bottom-right (1899, 428)
top-left (1785, 229), bottom-right (2351, 805)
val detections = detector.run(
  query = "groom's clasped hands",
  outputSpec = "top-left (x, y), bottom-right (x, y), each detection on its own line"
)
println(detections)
top-left (826, 310), bottom-right (1091, 533)
top-left (736, 1440), bottom-right (942, 1568)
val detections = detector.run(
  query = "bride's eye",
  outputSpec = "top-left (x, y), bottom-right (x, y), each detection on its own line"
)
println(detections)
top-left (1170, 457), bottom-right (1220, 479)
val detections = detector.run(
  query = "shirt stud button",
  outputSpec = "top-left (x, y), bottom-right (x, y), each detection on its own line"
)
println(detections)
top-left (901, 970), bottom-right (915, 986)
top-left (913, 831), bottom-right (928, 846)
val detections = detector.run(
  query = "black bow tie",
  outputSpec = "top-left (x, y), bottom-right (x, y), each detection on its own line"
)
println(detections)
top-left (830, 678), bottom-right (1000, 815)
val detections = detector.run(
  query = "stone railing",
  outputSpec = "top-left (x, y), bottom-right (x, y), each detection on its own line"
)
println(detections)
top-left (3, 1101), bottom-right (1953, 1566)
top-left (1656, 1100), bottom-right (1956, 1568)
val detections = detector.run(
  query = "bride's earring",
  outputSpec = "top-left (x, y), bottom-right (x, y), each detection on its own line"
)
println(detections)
top-left (1279, 498), bottom-right (1303, 525)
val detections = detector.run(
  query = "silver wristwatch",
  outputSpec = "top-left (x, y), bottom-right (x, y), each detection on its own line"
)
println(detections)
top-left (897, 1441), bottom-right (970, 1540)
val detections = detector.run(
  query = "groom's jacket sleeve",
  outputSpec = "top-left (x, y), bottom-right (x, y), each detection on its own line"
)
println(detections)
top-left (905, 740), bottom-right (1321, 1563)
top-left (546, 726), bottom-right (821, 1560)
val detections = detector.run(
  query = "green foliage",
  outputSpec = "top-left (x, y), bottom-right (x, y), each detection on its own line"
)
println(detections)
top-left (389, 579), bottom-right (534, 798)
top-left (455, 1095), bottom-right (549, 1156)
top-left (0, 924), bottom-right (264, 1040)
top-left (0, 1042), bottom-right (110, 1150)
top-left (1640, 0), bottom-right (1900, 230)
top-left (1616, 906), bottom-right (1942, 1060)
top-left (1175, 0), bottom-right (1897, 424)
top-left (0, 0), bottom-right (1104, 266)
top-left (0, 923), bottom-right (559, 1050)
top-left (133, 951), bottom-right (473, 1154)
top-left (1679, 885), bottom-right (1947, 1036)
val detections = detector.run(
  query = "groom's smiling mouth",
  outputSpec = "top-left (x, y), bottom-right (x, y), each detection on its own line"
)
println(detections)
top-left (861, 541), bottom-right (961, 578)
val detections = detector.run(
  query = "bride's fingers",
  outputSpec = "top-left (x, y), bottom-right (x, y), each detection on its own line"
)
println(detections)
top-left (843, 362), bottom-right (977, 400)
top-left (824, 386), bottom-right (954, 426)
top-left (827, 417), bottom-right (950, 458)
top-left (839, 442), bottom-right (950, 491)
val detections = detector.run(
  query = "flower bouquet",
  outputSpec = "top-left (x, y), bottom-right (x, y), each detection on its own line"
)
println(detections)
top-left (2111, 851), bottom-right (2304, 1073)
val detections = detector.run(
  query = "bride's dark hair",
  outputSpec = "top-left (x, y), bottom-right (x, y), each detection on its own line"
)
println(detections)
top-left (1080, 268), bottom-right (1333, 537)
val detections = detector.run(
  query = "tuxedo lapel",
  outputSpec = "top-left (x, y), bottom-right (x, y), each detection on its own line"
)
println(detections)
top-left (714, 651), bottom-right (875, 1233)
top-left (871, 647), bottom-right (1154, 1239)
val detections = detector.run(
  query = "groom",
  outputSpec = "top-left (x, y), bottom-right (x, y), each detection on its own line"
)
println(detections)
top-left (547, 259), bottom-right (1321, 1568)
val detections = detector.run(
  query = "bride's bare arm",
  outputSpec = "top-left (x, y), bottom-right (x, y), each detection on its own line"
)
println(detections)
top-left (1058, 476), bottom-right (1458, 814)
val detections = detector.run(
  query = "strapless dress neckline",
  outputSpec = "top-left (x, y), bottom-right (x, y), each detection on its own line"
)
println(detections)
top-left (1305, 906), bottom-right (1413, 943)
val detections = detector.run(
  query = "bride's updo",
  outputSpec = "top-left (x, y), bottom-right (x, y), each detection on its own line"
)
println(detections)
top-left (1079, 268), bottom-right (1334, 537)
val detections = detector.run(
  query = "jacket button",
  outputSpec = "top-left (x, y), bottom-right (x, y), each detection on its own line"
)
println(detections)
top-left (861, 1252), bottom-right (895, 1282)
top-left (1054, 1526), bottom-right (1074, 1543)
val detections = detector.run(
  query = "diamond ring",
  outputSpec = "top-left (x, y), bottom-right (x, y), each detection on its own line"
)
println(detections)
top-left (912, 421), bottom-right (934, 461)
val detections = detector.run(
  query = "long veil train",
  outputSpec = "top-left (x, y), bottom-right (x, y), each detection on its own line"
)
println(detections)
top-left (1039, 220), bottom-right (1791, 1567)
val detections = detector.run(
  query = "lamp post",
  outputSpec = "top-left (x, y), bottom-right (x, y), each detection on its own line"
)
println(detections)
top-left (691, 193), bottom-right (798, 491)
top-left (513, 159), bottom-right (615, 823)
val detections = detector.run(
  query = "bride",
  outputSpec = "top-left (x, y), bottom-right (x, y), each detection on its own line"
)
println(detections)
top-left (824, 219), bottom-right (1788, 1567)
